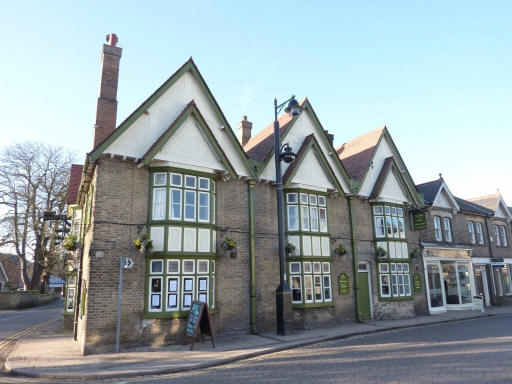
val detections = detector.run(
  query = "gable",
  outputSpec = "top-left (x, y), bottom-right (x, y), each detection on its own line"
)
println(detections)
top-left (378, 170), bottom-right (409, 203)
top-left (90, 60), bottom-right (253, 178)
top-left (495, 198), bottom-right (512, 220)
top-left (357, 130), bottom-right (421, 207)
top-left (258, 106), bottom-right (351, 193)
top-left (432, 184), bottom-right (459, 212)
top-left (148, 114), bottom-right (226, 173)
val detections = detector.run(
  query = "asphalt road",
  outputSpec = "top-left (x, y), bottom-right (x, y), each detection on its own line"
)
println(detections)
top-left (0, 298), bottom-right (62, 343)
top-left (125, 314), bottom-right (512, 384)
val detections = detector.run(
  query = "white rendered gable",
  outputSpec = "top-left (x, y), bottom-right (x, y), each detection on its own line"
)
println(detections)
top-left (495, 198), bottom-right (512, 221)
top-left (104, 71), bottom-right (249, 176)
top-left (148, 115), bottom-right (226, 173)
top-left (259, 111), bottom-right (350, 193)
top-left (289, 149), bottom-right (337, 191)
top-left (377, 171), bottom-right (409, 204)
top-left (432, 183), bottom-right (459, 212)
top-left (358, 137), bottom-right (394, 197)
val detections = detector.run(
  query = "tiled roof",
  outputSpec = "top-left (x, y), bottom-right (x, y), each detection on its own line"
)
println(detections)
top-left (66, 164), bottom-right (83, 205)
top-left (243, 99), bottom-right (306, 162)
top-left (454, 197), bottom-right (494, 216)
top-left (416, 178), bottom-right (444, 205)
top-left (466, 194), bottom-right (500, 211)
top-left (0, 254), bottom-right (33, 288)
top-left (336, 125), bottom-right (385, 181)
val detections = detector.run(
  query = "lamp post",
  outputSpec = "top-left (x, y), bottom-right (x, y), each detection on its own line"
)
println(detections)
top-left (274, 95), bottom-right (299, 335)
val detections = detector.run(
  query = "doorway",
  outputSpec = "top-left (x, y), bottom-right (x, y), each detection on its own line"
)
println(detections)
top-left (357, 262), bottom-right (373, 320)
top-left (426, 263), bottom-right (445, 311)
top-left (474, 265), bottom-right (490, 307)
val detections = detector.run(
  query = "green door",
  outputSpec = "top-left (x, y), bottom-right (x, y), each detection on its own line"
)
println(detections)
top-left (357, 262), bottom-right (372, 320)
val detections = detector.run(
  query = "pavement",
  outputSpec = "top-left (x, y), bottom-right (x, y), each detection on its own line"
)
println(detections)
top-left (4, 306), bottom-right (512, 381)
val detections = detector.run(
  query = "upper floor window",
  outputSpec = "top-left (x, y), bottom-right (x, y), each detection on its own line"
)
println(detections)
top-left (476, 222), bottom-right (484, 245)
top-left (443, 218), bottom-right (453, 242)
top-left (150, 171), bottom-right (215, 225)
top-left (373, 205), bottom-right (405, 239)
top-left (433, 217), bottom-right (442, 241)
top-left (468, 221), bottom-right (476, 244)
top-left (495, 225), bottom-right (508, 247)
top-left (286, 192), bottom-right (327, 233)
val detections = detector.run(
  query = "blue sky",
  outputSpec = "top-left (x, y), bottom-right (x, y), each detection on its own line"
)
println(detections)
top-left (1, 1), bottom-right (511, 201)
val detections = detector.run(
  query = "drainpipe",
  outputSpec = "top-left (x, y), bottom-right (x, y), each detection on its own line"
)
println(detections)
top-left (484, 217), bottom-right (497, 302)
top-left (248, 180), bottom-right (258, 334)
top-left (347, 196), bottom-right (362, 322)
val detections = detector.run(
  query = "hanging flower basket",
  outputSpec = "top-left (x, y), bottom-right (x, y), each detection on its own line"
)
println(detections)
top-left (334, 243), bottom-right (347, 256)
top-left (285, 242), bottom-right (296, 255)
top-left (409, 248), bottom-right (421, 259)
top-left (375, 246), bottom-right (387, 260)
top-left (221, 237), bottom-right (237, 251)
top-left (63, 234), bottom-right (80, 252)
top-left (133, 234), bottom-right (153, 254)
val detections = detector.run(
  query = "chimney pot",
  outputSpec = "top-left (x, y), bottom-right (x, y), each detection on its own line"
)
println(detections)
top-left (237, 116), bottom-right (252, 147)
top-left (106, 33), bottom-right (118, 47)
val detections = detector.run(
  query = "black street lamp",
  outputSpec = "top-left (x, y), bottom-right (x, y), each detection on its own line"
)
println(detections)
top-left (274, 95), bottom-right (299, 335)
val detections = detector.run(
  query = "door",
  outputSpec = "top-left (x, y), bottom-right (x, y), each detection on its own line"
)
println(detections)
top-left (474, 265), bottom-right (490, 307)
top-left (426, 263), bottom-right (445, 310)
top-left (357, 262), bottom-right (372, 320)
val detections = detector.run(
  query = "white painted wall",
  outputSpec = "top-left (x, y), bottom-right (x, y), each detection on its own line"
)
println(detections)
top-left (377, 171), bottom-right (409, 204)
top-left (434, 189), bottom-right (453, 209)
top-left (259, 111), bottom-right (350, 193)
top-left (104, 71), bottom-right (249, 176)
top-left (290, 149), bottom-right (337, 191)
top-left (358, 137), bottom-right (394, 197)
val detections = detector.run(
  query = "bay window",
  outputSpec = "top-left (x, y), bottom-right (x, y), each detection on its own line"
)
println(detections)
top-left (148, 170), bottom-right (216, 316)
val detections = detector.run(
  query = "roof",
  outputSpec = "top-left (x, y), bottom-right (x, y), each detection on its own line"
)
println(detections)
top-left (0, 254), bottom-right (33, 288)
top-left (454, 197), bottom-right (494, 216)
top-left (336, 125), bottom-right (385, 181)
top-left (416, 178), bottom-right (444, 205)
top-left (66, 164), bottom-right (83, 205)
top-left (244, 98), bottom-right (306, 162)
top-left (466, 193), bottom-right (500, 211)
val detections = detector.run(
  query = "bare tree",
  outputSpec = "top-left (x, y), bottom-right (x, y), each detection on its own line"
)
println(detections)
top-left (0, 142), bottom-right (73, 291)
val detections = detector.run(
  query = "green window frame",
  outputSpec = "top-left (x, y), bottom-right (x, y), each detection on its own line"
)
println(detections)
top-left (146, 168), bottom-right (217, 318)
top-left (378, 262), bottom-right (412, 300)
top-left (372, 203), bottom-right (409, 260)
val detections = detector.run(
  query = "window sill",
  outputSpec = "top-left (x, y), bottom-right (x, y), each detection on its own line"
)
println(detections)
top-left (378, 296), bottom-right (414, 302)
top-left (143, 309), bottom-right (217, 319)
top-left (292, 302), bottom-right (334, 309)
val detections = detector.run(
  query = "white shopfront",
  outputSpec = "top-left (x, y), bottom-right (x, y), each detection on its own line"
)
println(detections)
top-left (423, 244), bottom-right (476, 314)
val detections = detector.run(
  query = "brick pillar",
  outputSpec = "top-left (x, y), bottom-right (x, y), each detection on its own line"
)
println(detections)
top-left (237, 116), bottom-right (252, 147)
top-left (93, 33), bottom-right (122, 148)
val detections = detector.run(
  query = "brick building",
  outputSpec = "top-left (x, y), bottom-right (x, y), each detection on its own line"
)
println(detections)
top-left (66, 35), bottom-right (511, 354)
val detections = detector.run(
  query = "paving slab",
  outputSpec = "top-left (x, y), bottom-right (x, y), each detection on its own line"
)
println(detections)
top-left (5, 306), bottom-right (512, 380)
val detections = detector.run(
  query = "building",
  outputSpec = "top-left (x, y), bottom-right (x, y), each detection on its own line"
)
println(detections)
top-left (337, 126), bottom-right (427, 319)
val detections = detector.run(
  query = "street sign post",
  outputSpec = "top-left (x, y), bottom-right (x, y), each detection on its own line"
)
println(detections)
top-left (116, 257), bottom-right (135, 353)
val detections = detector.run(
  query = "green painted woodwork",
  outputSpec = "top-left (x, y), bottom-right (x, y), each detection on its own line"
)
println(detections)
top-left (338, 273), bottom-right (350, 295)
top-left (347, 196), bottom-right (361, 322)
top-left (357, 269), bottom-right (371, 319)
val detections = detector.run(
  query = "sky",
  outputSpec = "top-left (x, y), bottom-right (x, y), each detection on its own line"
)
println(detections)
top-left (0, 1), bottom-right (511, 202)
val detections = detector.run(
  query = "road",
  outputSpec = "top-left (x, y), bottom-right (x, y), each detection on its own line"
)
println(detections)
top-left (0, 298), bottom-right (62, 370)
top-left (125, 314), bottom-right (512, 384)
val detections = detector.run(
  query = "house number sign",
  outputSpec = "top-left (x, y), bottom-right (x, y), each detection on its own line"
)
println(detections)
top-left (338, 273), bottom-right (350, 295)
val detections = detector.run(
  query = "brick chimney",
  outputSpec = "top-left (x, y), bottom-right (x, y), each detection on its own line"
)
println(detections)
top-left (237, 116), bottom-right (252, 146)
top-left (93, 33), bottom-right (122, 148)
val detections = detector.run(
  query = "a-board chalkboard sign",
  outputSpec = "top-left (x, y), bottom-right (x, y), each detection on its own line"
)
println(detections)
top-left (184, 301), bottom-right (215, 350)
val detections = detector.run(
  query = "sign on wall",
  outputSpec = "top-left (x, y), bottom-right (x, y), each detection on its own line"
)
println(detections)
top-left (413, 273), bottom-right (422, 292)
top-left (412, 211), bottom-right (428, 230)
top-left (338, 273), bottom-right (350, 295)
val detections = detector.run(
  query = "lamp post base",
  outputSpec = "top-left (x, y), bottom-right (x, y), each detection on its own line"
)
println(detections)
top-left (276, 282), bottom-right (293, 335)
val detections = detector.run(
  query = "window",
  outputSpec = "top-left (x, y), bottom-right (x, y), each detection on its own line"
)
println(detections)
top-left (476, 222), bottom-right (484, 244)
top-left (301, 206), bottom-right (310, 231)
top-left (148, 170), bottom-right (216, 316)
top-left (372, 204), bottom-right (408, 259)
top-left (378, 262), bottom-right (412, 299)
top-left (289, 261), bottom-right (332, 304)
top-left (288, 192), bottom-right (327, 233)
top-left (443, 218), bottom-right (452, 242)
top-left (287, 193), bottom-right (299, 231)
top-left (310, 207), bottom-right (319, 231)
top-left (319, 208), bottom-right (328, 232)
top-left (495, 225), bottom-right (501, 246)
top-left (434, 217), bottom-right (442, 241)
top-left (468, 221), bottom-right (476, 244)
top-left (499, 225), bottom-right (508, 247)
